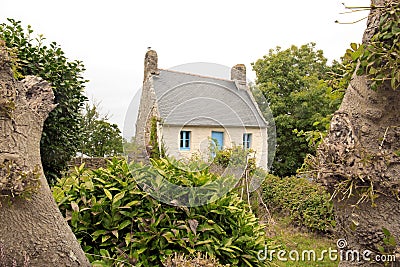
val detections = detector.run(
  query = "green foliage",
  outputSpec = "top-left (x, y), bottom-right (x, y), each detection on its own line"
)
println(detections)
top-left (79, 103), bottom-right (123, 157)
top-left (0, 98), bottom-right (15, 119)
top-left (149, 116), bottom-right (165, 159)
top-left (378, 227), bottom-right (397, 254)
top-left (262, 174), bottom-right (335, 232)
top-left (212, 146), bottom-right (257, 175)
top-left (325, 59), bottom-right (352, 94)
top-left (0, 160), bottom-right (41, 200)
top-left (53, 158), bottom-right (268, 267)
top-left (0, 19), bottom-right (88, 183)
top-left (252, 43), bottom-right (344, 176)
top-left (0, 41), bottom-right (17, 118)
top-left (344, 2), bottom-right (400, 90)
top-left (0, 39), bottom-right (23, 80)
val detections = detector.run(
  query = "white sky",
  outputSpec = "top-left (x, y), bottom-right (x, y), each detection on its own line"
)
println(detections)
top-left (2, 0), bottom-right (369, 130)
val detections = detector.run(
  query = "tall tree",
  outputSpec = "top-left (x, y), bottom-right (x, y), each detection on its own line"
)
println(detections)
top-left (0, 19), bottom-right (87, 183)
top-left (79, 103), bottom-right (123, 157)
top-left (252, 43), bottom-right (343, 176)
top-left (0, 42), bottom-right (90, 266)
top-left (314, 1), bottom-right (400, 266)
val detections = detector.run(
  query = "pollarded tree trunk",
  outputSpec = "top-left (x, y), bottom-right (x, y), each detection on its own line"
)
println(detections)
top-left (0, 44), bottom-right (90, 266)
top-left (315, 0), bottom-right (400, 266)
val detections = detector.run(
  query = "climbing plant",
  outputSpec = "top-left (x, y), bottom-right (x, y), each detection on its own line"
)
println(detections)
top-left (148, 116), bottom-right (165, 159)
top-left (344, 1), bottom-right (400, 90)
top-left (0, 161), bottom-right (41, 200)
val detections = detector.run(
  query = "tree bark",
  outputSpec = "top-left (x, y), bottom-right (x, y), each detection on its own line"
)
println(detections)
top-left (0, 44), bottom-right (90, 266)
top-left (316, 0), bottom-right (400, 266)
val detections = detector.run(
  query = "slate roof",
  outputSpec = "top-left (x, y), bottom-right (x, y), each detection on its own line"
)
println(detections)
top-left (152, 69), bottom-right (267, 128)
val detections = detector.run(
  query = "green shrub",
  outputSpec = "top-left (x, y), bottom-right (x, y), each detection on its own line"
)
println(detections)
top-left (262, 175), bottom-right (335, 232)
top-left (212, 146), bottom-right (257, 176)
top-left (53, 158), bottom-right (269, 267)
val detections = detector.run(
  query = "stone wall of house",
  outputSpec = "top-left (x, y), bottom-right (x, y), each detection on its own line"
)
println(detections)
top-left (135, 78), bottom-right (157, 146)
top-left (134, 49), bottom-right (159, 153)
top-left (161, 125), bottom-right (268, 169)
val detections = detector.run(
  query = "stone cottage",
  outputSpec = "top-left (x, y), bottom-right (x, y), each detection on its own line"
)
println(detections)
top-left (135, 49), bottom-right (268, 168)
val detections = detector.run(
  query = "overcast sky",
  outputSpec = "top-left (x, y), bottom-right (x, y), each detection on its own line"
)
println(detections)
top-left (2, 0), bottom-right (369, 131)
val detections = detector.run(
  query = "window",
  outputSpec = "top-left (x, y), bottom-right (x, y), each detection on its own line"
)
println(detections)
top-left (180, 131), bottom-right (191, 150)
top-left (211, 131), bottom-right (224, 150)
top-left (243, 133), bottom-right (252, 149)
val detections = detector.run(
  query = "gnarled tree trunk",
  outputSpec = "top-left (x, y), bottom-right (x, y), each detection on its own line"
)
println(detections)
top-left (0, 44), bottom-right (90, 266)
top-left (316, 0), bottom-right (400, 266)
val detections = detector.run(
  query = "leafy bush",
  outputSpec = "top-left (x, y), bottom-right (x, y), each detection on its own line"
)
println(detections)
top-left (53, 158), bottom-right (269, 267)
top-left (212, 146), bottom-right (256, 176)
top-left (262, 175), bottom-right (335, 232)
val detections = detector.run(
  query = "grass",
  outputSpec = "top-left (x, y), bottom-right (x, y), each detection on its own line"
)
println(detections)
top-left (264, 215), bottom-right (339, 267)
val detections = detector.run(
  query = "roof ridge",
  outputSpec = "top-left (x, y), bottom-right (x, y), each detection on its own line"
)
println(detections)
top-left (158, 68), bottom-right (234, 83)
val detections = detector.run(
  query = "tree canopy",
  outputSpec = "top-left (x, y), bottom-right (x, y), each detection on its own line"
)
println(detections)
top-left (252, 43), bottom-right (344, 176)
top-left (79, 102), bottom-right (123, 157)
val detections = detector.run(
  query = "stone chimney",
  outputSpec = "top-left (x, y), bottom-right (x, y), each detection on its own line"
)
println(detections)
top-left (144, 48), bottom-right (159, 80)
top-left (231, 64), bottom-right (247, 89)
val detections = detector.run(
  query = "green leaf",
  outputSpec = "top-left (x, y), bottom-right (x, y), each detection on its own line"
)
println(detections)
top-left (113, 191), bottom-right (125, 204)
top-left (101, 235), bottom-right (111, 243)
top-left (195, 239), bottom-right (214, 246)
top-left (369, 67), bottom-right (377, 75)
top-left (118, 220), bottom-right (132, 230)
top-left (242, 257), bottom-right (253, 267)
top-left (125, 200), bottom-right (141, 207)
top-left (100, 249), bottom-right (110, 258)
top-left (104, 188), bottom-right (112, 200)
top-left (125, 234), bottom-right (131, 246)
top-left (94, 177), bottom-right (107, 184)
top-left (382, 227), bottom-right (395, 243)
top-left (228, 245), bottom-right (243, 252)
top-left (391, 75), bottom-right (397, 89)
top-left (220, 247), bottom-right (235, 253)
top-left (136, 247), bottom-right (147, 255)
top-left (92, 230), bottom-right (108, 240)
top-left (351, 45), bottom-right (363, 61)
top-left (162, 232), bottom-right (175, 243)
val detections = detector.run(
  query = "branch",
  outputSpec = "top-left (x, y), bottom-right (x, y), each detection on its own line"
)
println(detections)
top-left (335, 16), bottom-right (369, 24)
